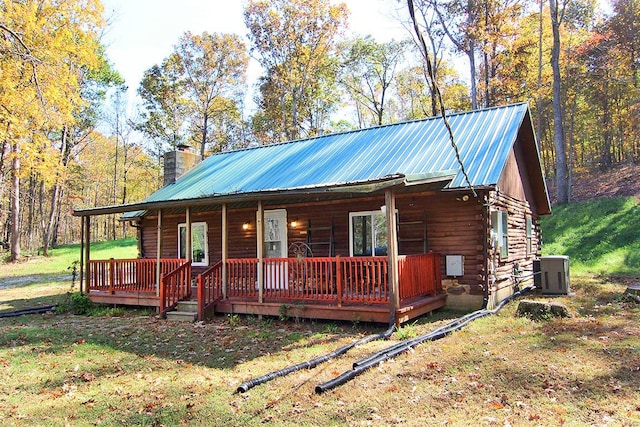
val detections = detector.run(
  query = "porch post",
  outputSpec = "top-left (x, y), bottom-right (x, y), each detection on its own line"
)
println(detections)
top-left (256, 200), bottom-right (264, 303)
top-left (221, 203), bottom-right (228, 299)
top-left (185, 207), bottom-right (192, 262)
top-left (84, 215), bottom-right (91, 294)
top-left (79, 215), bottom-right (85, 295)
top-left (385, 188), bottom-right (400, 321)
top-left (156, 209), bottom-right (162, 298)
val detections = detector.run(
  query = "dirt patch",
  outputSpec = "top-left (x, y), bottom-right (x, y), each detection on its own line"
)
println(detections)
top-left (549, 163), bottom-right (640, 203)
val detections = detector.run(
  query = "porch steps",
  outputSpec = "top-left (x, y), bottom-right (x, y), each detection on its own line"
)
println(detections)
top-left (165, 300), bottom-right (198, 322)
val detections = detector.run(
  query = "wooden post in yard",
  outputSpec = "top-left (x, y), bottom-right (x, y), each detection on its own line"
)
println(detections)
top-left (222, 203), bottom-right (228, 299)
top-left (385, 188), bottom-right (400, 324)
top-left (257, 201), bottom-right (264, 304)
top-left (156, 209), bottom-right (162, 299)
top-left (79, 215), bottom-right (85, 294)
top-left (185, 207), bottom-right (192, 262)
top-left (84, 216), bottom-right (91, 295)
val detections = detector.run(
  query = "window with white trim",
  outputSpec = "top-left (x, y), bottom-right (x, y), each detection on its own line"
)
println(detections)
top-left (178, 222), bottom-right (208, 266)
top-left (491, 210), bottom-right (509, 259)
top-left (349, 210), bottom-right (393, 256)
top-left (525, 216), bottom-right (533, 258)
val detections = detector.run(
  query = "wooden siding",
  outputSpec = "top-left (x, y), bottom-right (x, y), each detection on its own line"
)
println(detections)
top-left (138, 190), bottom-right (488, 295)
top-left (486, 190), bottom-right (540, 295)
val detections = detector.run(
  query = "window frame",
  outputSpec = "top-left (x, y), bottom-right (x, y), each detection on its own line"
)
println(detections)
top-left (177, 221), bottom-right (208, 267)
top-left (348, 210), bottom-right (397, 257)
top-left (525, 215), bottom-right (533, 258)
top-left (491, 210), bottom-right (509, 259)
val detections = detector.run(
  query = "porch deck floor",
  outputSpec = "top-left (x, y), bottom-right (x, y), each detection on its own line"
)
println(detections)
top-left (213, 294), bottom-right (446, 324)
top-left (87, 291), bottom-right (446, 324)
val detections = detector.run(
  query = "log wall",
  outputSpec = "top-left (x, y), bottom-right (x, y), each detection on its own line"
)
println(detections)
top-left (138, 190), bottom-right (488, 293)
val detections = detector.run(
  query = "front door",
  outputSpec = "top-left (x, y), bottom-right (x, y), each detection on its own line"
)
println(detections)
top-left (263, 209), bottom-right (288, 289)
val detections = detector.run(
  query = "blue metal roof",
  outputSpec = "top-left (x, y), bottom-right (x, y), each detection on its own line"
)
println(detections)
top-left (145, 103), bottom-right (531, 203)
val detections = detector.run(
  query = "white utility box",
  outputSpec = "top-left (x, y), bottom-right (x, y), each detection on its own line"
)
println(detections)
top-left (445, 255), bottom-right (464, 277)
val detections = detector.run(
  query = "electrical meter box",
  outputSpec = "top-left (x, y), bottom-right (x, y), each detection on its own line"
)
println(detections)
top-left (445, 255), bottom-right (464, 277)
top-left (540, 256), bottom-right (570, 295)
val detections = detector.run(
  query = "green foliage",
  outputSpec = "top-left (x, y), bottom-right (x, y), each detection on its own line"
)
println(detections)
top-left (278, 303), bottom-right (291, 321)
top-left (395, 322), bottom-right (418, 340)
top-left (57, 293), bottom-right (94, 315)
top-left (541, 197), bottom-right (640, 275)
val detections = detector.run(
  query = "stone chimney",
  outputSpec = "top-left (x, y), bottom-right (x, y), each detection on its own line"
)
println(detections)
top-left (163, 144), bottom-right (201, 186)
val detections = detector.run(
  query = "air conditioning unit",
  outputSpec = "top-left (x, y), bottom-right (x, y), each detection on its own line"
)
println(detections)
top-left (539, 256), bottom-right (570, 295)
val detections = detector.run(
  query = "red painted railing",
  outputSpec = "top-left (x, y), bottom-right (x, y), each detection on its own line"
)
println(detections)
top-left (227, 258), bottom-right (259, 298)
top-left (262, 257), bottom-right (336, 300)
top-left (213, 254), bottom-right (439, 305)
top-left (159, 260), bottom-right (192, 315)
top-left (338, 256), bottom-right (389, 304)
top-left (197, 261), bottom-right (223, 321)
top-left (88, 254), bottom-right (441, 314)
top-left (87, 258), bottom-right (186, 294)
top-left (398, 252), bottom-right (442, 300)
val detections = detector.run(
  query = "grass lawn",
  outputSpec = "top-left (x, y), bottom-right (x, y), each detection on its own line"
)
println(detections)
top-left (0, 238), bottom-right (137, 313)
top-left (1, 276), bottom-right (638, 425)
top-left (0, 199), bottom-right (639, 426)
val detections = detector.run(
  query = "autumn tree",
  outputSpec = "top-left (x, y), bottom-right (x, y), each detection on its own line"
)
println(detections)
top-left (244, 0), bottom-right (349, 142)
top-left (138, 32), bottom-right (248, 159)
top-left (339, 37), bottom-right (409, 127)
top-left (0, 0), bottom-right (106, 260)
top-left (137, 59), bottom-right (189, 160)
top-left (429, 0), bottom-right (482, 109)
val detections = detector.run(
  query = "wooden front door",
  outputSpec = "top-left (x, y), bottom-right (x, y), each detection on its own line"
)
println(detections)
top-left (263, 209), bottom-right (288, 289)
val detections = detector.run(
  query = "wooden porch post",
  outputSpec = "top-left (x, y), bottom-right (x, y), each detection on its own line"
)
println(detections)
top-left (221, 203), bottom-right (228, 299)
top-left (84, 215), bottom-right (91, 294)
top-left (156, 209), bottom-right (162, 298)
top-left (79, 215), bottom-right (85, 295)
top-left (385, 188), bottom-right (400, 321)
top-left (256, 200), bottom-right (264, 303)
top-left (185, 207), bottom-right (192, 262)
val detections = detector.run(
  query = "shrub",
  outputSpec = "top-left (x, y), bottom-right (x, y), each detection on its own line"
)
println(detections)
top-left (57, 292), bottom-right (94, 315)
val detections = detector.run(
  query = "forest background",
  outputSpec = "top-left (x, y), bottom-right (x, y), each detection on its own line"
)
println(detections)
top-left (1, 0), bottom-right (638, 261)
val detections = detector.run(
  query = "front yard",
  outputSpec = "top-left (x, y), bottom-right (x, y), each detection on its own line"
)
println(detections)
top-left (1, 273), bottom-right (638, 426)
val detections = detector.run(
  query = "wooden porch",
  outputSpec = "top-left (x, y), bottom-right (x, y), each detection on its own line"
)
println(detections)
top-left (85, 253), bottom-right (446, 324)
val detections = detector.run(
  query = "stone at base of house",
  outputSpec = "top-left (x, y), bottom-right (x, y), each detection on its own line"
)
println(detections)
top-left (443, 279), bottom-right (483, 311)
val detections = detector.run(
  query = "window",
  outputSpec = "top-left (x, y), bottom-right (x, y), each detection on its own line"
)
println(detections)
top-left (349, 211), bottom-right (390, 256)
top-left (526, 216), bottom-right (533, 258)
top-left (491, 210), bottom-right (509, 259)
top-left (178, 222), bottom-right (208, 266)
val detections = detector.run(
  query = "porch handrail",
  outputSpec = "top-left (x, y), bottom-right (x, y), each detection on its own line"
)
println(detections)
top-left (398, 252), bottom-right (442, 300)
top-left (197, 261), bottom-right (223, 321)
top-left (227, 258), bottom-right (259, 298)
top-left (87, 258), bottom-right (185, 294)
top-left (159, 260), bottom-right (192, 316)
top-left (337, 256), bottom-right (389, 304)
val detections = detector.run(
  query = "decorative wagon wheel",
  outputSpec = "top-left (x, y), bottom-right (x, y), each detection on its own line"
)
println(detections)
top-left (288, 241), bottom-right (313, 260)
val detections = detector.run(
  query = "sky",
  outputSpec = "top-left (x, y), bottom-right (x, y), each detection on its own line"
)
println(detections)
top-left (100, 0), bottom-right (409, 109)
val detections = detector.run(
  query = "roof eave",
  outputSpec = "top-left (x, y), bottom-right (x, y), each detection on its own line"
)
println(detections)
top-left (73, 172), bottom-right (456, 218)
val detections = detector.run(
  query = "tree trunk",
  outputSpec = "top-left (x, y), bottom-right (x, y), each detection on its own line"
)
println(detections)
top-left (536, 0), bottom-right (544, 151)
top-left (9, 143), bottom-right (20, 261)
top-left (550, 0), bottom-right (569, 204)
top-left (200, 111), bottom-right (208, 160)
top-left (468, 46), bottom-right (478, 110)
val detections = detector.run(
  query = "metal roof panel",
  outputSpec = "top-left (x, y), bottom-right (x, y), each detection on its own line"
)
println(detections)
top-left (137, 103), bottom-right (532, 204)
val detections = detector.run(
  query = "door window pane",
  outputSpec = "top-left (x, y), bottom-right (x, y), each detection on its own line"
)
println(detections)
top-left (178, 222), bottom-right (208, 266)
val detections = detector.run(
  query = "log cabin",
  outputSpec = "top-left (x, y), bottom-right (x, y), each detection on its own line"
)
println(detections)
top-left (72, 103), bottom-right (551, 324)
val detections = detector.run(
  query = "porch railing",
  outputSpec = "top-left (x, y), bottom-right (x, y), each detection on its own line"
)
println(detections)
top-left (159, 260), bottom-right (192, 315)
top-left (215, 253), bottom-right (440, 305)
top-left (398, 252), bottom-right (442, 300)
top-left (197, 261), bottom-right (224, 321)
top-left (87, 258), bottom-right (186, 294)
